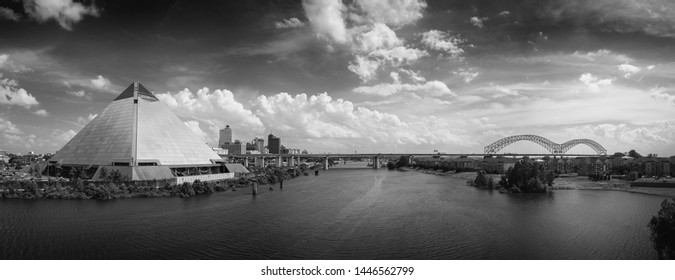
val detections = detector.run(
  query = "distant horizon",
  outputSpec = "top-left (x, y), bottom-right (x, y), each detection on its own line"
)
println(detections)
top-left (1, 0), bottom-right (674, 156)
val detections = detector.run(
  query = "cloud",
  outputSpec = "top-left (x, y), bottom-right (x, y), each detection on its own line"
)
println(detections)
top-left (347, 56), bottom-right (380, 82)
top-left (274, 17), bottom-right (305, 29)
top-left (52, 129), bottom-right (76, 145)
top-left (254, 91), bottom-right (468, 147)
top-left (533, 0), bottom-right (675, 38)
top-left (499, 11), bottom-right (510, 16)
top-left (303, 0), bottom-right (430, 82)
top-left (156, 87), bottom-right (265, 145)
top-left (453, 68), bottom-right (479, 83)
top-left (0, 117), bottom-right (22, 135)
top-left (23, 0), bottom-right (100, 31)
top-left (420, 30), bottom-right (465, 59)
top-left (470, 16), bottom-right (486, 28)
top-left (579, 73), bottom-right (613, 93)
top-left (564, 122), bottom-right (675, 150)
top-left (650, 86), bottom-right (675, 106)
top-left (90, 75), bottom-right (111, 89)
top-left (302, 0), bottom-right (348, 43)
top-left (77, 113), bottom-right (97, 125)
top-left (66, 89), bottom-right (90, 99)
top-left (353, 80), bottom-right (453, 97)
top-left (0, 74), bottom-right (39, 108)
top-left (354, 0), bottom-right (427, 28)
top-left (0, 54), bottom-right (33, 73)
top-left (617, 63), bottom-right (641, 78)
top-left (183, 120), bottom-right (210, 142)
top-left (34, 109), bottom-right (48, 116)
top-left (346, 23), bottom-right (427, 81)
top-left (0, 7), bottom-right (20, 21)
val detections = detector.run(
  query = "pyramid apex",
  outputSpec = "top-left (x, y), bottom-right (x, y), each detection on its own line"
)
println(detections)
top-left (114, 81), bottom-right (158, 101)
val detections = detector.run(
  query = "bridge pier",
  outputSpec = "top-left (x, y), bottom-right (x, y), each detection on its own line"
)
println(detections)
top-left (372, 156), bottom-right (380, 169)
top-left (243, 157), bottom-right (249, 168)
top-left (323, 157), bottom-right (329, 170)
top-left (276, 156), bottom-right (283, 167)
top-left (289, 156), bottom-right (295, 167)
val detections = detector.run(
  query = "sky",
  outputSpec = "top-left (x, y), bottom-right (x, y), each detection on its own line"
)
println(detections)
top-left (1, 0), bottom-right (674, 156)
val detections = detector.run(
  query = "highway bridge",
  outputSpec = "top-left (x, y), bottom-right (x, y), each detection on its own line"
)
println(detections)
top-left (219, 134), bottom-right (608, 170)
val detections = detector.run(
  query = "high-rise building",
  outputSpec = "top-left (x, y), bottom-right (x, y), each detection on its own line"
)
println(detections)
top-left (268, 134), bottom-right (281, 154)
top-left (253, 137), bottom-right (265, 152)
top-left (219, 125), bottom-right (232, 148)
top-left (226, 140), bottom-right (246, 155)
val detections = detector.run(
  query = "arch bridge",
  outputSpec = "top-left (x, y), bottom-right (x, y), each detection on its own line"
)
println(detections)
top-left (484, 135), bottom-right (607, 155)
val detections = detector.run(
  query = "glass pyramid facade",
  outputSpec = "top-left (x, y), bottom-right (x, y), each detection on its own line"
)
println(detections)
top-left (49, 82), bottom-right (226, 180)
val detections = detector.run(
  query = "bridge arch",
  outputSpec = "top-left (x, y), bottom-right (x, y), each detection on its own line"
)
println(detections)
top-left (484, 135), bottom-right (607, 155)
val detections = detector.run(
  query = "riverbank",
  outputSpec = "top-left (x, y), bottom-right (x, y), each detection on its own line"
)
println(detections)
top-left (412, 168), bottom-right (675, 198)
top-left (0, 165), bottom-right (309, 200)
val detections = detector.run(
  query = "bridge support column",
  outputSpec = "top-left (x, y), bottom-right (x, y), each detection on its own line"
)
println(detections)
top-left (254, 156), bottom-right (262, 167)
top-left (289, 156), bottom-right (295, 167)
top-left (372, 156), bottom-right (380, 169)
top-left (323, 157), bottom-right (329, 170)
top-left (243, 157), bottom-right (249, 168)
top-left (276, 156), bottom-right (283, 167)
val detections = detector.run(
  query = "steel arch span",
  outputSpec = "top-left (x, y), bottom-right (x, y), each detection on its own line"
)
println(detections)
top-left (484, 135), bottom-right (607, 155)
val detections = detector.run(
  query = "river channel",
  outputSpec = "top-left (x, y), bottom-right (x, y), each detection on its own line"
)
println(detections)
top-left (0, 163), bottom-right (664, 259)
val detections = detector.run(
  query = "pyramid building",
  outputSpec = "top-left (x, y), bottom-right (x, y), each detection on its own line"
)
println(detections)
top-left (48, 82), bottom-right (235, 182)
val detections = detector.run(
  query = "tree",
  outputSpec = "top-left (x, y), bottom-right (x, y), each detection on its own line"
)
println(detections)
top-left (627, 149), bottom-right (642, 158)
top-left (613, 152), bottom-right (626, 157)
top-left (98, 167), bottom-right (108, 181)
top-left (649, 199), bottom-right (675, 259)
top-left (473, 170), bottom-right (488, 188)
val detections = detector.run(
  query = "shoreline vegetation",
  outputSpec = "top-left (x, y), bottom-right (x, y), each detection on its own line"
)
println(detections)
top-left (0, 164), bottom-right (311, 200)
top-left (413, 168), bottom-right (675, 198)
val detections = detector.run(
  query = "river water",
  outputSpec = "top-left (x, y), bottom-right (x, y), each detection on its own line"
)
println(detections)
top-left (0, 164), bottom-right (665, 259)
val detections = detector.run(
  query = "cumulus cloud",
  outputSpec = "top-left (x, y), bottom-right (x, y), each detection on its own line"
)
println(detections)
top-left (0, 74), bottom-right (39, 108)
top-left (23, 0), bottom-right (100, 31)
top-left (274, 17), bottom-right (305, 29)
top-left (650, 86), bottom-right (675, 106)
top-left (90, 75), bottom-right (111, 89)
top-left (420, 30), bottom-right (465, 59)
top-left (354, 0), bottom-right (427, 28)
top-left (499, 11), bottom-right (510, 16)
top-left (353, 80), bottom-right (453, 97)
top-left (346, 23), bottom-right (427, 81)
top-left (34, 109), bottom-right (48, 116)
top-left (302, 0), bottom-right (348, 43)
top-left (156, 87), bottom-right (265, 144)
top-left (0, 7), bottom-right (19, 21)
top-left (302, 0), bottom-right (430, 82)
top-left (579, 73), bottom-right (613, 93)
top-left (470, 16), bottom-right (486, 28)
top-left (617, 63), bottom-right (641, 78)
top-left (254, 91), bottom-right (468, 147)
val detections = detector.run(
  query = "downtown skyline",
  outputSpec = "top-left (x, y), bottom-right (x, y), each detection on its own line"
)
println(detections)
top-left (1, 0), bottom-right (675, 156)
